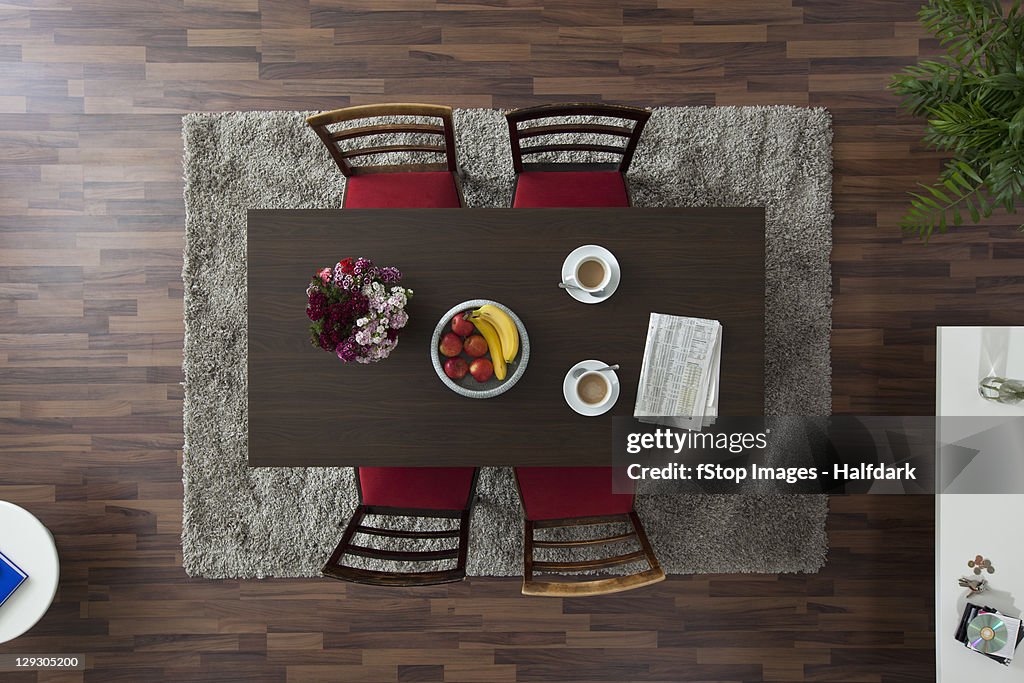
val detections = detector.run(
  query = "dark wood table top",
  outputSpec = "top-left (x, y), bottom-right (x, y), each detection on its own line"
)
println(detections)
top-left (247, 208), bottom-right (765, 466)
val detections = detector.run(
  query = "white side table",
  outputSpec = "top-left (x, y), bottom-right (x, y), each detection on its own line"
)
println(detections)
top-left (936, 327), bottom-right (1024, 680)
top-left (0, 501), bottom-right (60, 644)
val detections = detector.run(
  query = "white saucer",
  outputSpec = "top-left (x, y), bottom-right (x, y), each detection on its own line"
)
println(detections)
top-left (563, 360), bottom-right (620, 417)
top-left (561, 245), bottom-right (620, 304)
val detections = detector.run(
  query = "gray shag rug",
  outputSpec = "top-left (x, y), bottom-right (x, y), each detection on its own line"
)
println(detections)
top-left (182, 108), bottom-right (833, 579)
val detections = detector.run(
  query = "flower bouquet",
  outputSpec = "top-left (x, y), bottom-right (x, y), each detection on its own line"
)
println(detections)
top-left (306, 257), bottom-right (412, 364)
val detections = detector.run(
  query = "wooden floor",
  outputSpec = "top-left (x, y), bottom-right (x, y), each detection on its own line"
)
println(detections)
top-left (0, 496), bottom-right (934, 683)
top-left (4, 0), bottom-right (1017, 679)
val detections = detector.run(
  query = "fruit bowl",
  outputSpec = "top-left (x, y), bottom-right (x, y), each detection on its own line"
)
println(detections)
top-left (430, 299), bottom-right (530, 399)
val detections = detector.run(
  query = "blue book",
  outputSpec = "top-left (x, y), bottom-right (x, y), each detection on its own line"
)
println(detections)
top-left (0, 550), bottom-right (28, 607)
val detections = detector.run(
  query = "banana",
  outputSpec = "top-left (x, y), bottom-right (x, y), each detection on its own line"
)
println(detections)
top-left (471, 304), bottom-right (519, 362)
top-left (469, 316), bottom-right (507, 381)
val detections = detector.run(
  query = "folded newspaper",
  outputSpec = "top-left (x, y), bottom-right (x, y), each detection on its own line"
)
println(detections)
top-left (633, 313), bottom-right (722, 431)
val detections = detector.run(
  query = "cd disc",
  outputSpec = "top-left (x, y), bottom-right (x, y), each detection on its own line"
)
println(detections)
top-left (967, 613), bottom-right (1009, 654)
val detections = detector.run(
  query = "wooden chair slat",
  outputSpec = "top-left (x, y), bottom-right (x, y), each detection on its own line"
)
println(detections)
top-left (322, 564), bottom-right (467, 587)
top-left (345, 544), bottom-right (459, 562)
top-left (518, 123), bottom-right (632, 138)
top-left (519, 143), bottom-right (627, 156)
top-left (356, 525), bottom-right (460, 540)
top-left (329, 123), bottom-right (445, 141)
top-left (533, 514), bottom-right (626, 529)
top-left (307, 102), bottom-right (453, 126)
top-left (506, 102), bottom-right (651, 125)
top-left (532, 531), bottom-right (636, 548)
top-left (340, 144), bottom-right (446, 159)
top-left (520, 161), bottom-right (620, 173)
top-left (348, 163), bottom-right (451, 175)
top-left (532, 549), bottom-right (647, 573)
top-left (521, 568), bottom-right (666, 597)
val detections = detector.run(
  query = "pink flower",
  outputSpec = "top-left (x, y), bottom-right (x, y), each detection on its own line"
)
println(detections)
top-left (318, 267), bottom-right (332, 284)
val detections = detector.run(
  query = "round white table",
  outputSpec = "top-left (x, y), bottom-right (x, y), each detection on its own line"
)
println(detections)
top-left (0, 501), bottom-right (60, 644)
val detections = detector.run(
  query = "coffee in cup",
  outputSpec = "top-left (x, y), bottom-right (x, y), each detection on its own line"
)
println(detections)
top-left (576, 371), bottom-right (610, 406)
top-left (574, 257), bottom-right (609, 292)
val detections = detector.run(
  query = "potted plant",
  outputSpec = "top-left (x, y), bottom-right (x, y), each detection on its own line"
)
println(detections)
top-left (890, 0), bottom-right (1024, 238)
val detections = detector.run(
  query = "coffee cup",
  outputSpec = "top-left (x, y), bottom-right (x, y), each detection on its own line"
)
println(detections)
top-left (572, 255), bottom-right (611, 293)
top-left (575, 370), bottom-right (612, 408)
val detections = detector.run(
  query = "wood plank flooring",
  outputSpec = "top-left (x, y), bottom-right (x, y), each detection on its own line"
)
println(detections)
top-left (0, 494), bottom-right (934, 683)
top-left (2, 0), bottom-right (1012, 679)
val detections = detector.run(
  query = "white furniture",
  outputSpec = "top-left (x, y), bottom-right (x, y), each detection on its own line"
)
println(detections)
top-left (0, 501), bottom-right (60, 644)
top-left (936, 327), bottom-right (1024, 680)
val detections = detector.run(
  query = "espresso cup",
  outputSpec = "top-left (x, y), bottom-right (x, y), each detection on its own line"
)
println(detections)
top-left (575, 370), bottom-right (612, 408)
top-left (573, 255), bottom-right (611, 292)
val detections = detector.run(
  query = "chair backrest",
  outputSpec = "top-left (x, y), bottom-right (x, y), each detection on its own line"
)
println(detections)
top-left (307, 103), bottom-right (459, 177)
top-left (505, 103), bottom-right (651, 175)
top-left (322, 467), bottom-right (480, 587)
top-left (513, 468), bottom-right (662, 597)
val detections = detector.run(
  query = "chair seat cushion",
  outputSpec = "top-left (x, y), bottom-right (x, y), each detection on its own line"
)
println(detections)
top-left (512, 171), bottom-right (630, 208)
top-left (358, 467), bottom-right (475, 510)
top-left (344, 172), bottom-right (461, 209)
top-left (515, 467), bottom-right (635, 521)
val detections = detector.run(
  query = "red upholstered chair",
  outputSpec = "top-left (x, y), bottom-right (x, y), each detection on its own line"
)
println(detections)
top-left (306, 103), bottom-right (464, 208)
top-left (514, 467), bottom-right (665, 596)
top-left (505, 103), bottom-right (651, 208)
top-left (322, 467), bottom-right (479, 586)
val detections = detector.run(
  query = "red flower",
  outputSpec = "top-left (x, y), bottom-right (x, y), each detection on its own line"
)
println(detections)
top-left (339, 257), bottom-right (355, 275)
top-left (306, 291), bottom-right (327, 321)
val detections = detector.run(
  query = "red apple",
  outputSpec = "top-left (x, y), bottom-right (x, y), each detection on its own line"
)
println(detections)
top-left (469, 357), bottom-right (493, 383)
top-left (444, 357), bottom-right (468, 380)
top-left (463, 334), bottom-right (488, 358)
top-left (439, 332), bottom-right (463, 357)
top-left (451, 313), bottom-right (475, 337)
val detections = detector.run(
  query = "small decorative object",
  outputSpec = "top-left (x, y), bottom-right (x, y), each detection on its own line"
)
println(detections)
top-left (979, 376), bottom-right (1024, 405)
top-left (968, 554), bottom-right (996, 575)
top-left (306, 257), bottom-right (412, 364)
top-left (0, 549), bottom-right (28, 608)
top-left (959, 576), bottom-right (988, 594)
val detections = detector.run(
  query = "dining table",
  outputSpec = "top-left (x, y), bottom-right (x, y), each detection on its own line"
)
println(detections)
top-left (247, 207), bottom-right (765, 467)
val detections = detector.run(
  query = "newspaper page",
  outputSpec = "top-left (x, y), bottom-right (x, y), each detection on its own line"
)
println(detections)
top-left (634, 313), bottom-right (722, 431)
top-left (702, 330), bottom-right (722, 428)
